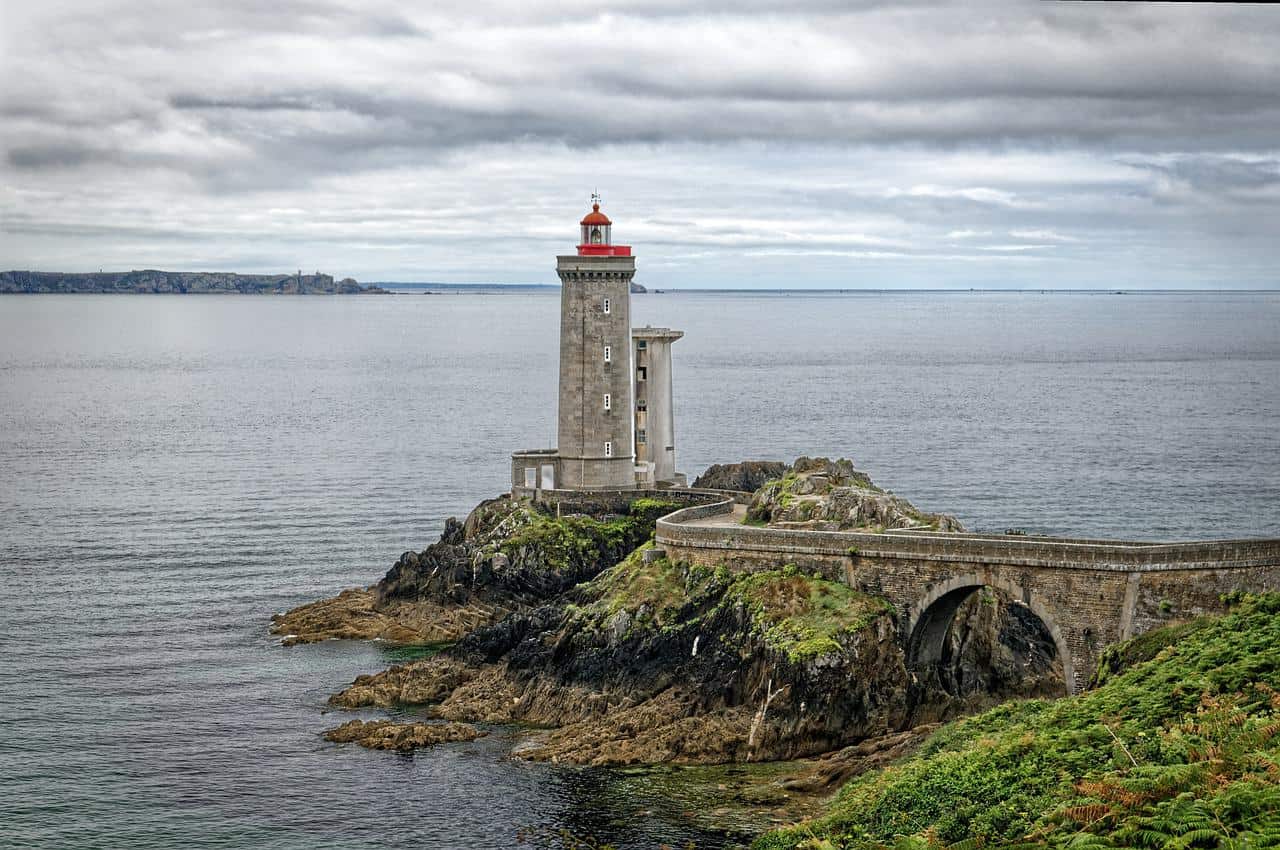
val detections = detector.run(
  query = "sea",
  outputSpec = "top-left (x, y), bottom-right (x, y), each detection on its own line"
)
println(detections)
top-left (1, 290), bottom-right (1278, 849)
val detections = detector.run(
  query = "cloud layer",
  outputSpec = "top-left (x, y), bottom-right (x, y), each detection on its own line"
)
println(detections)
top-left (2, 0), bottom-right (1278, 287)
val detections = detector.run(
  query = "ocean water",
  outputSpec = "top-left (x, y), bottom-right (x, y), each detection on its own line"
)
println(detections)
top-left (1, 290), bottom-right (1277, 849)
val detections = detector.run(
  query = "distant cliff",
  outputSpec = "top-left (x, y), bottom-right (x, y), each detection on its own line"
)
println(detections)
top-left (0, 270), bottom-right (387, 294)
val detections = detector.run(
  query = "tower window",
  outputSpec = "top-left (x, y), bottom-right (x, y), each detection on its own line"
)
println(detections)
top-left (603, 345), bottom-right (611, 363)
top-left (636, 339), bottom-right (646, 350)
top-left (636, 399), bottom-right (647, 411)
top-left (603, 393), bottom-right (611, 411)
top-left (637, 430), bottom-right (647, 444)
top-left (637, 366), bottom-right (647, 381)
top-left (604, 441), bottom-right (613, 458)
top-left (603, 298), bottom-right (611, 314)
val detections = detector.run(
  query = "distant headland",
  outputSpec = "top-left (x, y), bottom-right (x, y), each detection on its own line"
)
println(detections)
top-left (0, 269), bottom-right (388, 295)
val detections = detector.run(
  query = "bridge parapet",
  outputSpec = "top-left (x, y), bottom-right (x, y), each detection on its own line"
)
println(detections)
top-left (655, 500), bottom-right (1280, 694)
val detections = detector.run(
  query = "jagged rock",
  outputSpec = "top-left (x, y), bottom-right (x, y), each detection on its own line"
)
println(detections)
top-left (327, 548), bottom-right (1062, 766)
top-left (274, 496), bottom-right (678, 647)
top-left (692, 461), bottom-right (788, 493)
top-left (270, 588), bottom-right (500, 646)
top-left (322, 719), bottom-right (482, 751)
top-left (747, 457), bottom-right (965, 531)
top-left (332, 556), bottom-right (912, 764)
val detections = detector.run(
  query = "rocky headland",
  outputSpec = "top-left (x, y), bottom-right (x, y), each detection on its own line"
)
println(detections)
top-left (273, 497), bottom-right (675, 646)
top-left (0, 269), bottom-right (387, 294)
top-left (278, 459), bottom-right (1062, 767)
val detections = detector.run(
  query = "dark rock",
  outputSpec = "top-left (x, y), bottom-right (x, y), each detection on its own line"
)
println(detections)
top-left (747, 457), bottom-right (965, 531)
top-left (323, 719), bottom-right (483, 751)
top-left (692, 461), bottom-right (788, 493)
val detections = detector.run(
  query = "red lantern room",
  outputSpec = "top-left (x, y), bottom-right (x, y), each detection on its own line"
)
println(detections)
top-left (577, 198), bottom-right (631, 257)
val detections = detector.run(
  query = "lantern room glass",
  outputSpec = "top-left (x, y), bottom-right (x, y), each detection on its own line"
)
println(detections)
top-left (580, 224), bottom-right (611, 245)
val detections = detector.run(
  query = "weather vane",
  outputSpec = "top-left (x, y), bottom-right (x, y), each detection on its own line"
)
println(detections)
top-left (591, 190), bottom-right (601, 206)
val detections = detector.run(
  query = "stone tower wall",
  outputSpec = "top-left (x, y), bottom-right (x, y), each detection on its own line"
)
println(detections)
top-left (555, 255), bottom-right (636, 489)
top-left (633, 331), bottom-right (681, 484)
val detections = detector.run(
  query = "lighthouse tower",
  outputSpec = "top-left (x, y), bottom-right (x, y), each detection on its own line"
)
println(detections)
top-left (554, 200), bottom-right (637, 490)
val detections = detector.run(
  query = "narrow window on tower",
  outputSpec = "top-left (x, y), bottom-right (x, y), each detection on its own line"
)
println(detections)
top-left (637, 430), bottom-right (647, 444)
top-left (603, 345), bottom-right (611, 364)
top-left (603, 393), bottom-right (611, 411)
top-left (603, 298), bottom-right (611, 314)
top-left (604, 441), bottom-right (613, 458)
top-left (637, 366), bottom-right (647, 382)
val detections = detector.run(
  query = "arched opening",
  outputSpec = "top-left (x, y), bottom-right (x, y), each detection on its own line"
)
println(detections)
top-left (906, 578), bottom-right (1069, 724)
top-left (590, 226), bottom-right (603, 244)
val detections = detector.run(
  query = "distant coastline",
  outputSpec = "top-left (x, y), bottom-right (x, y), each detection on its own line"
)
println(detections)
top-left (0, 270), bottom-right (387, 295)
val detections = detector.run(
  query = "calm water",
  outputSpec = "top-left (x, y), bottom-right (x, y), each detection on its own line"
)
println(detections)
top-left (1, 291), bottom-right (1278, 849)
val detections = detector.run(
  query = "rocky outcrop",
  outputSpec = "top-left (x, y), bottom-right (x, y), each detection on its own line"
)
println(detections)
top-left (333, 558), bottom-right (910, 764)
top-left (293, 463), bottom-right (1058, 770)
top-left (692, 461), bottom-right (788, 493)
top-left (269, 588), bottom-right (499, 646)
top-left (328, 548), bottom-right (1060, 766)
top-left (747, 457), bottom-right (964, 531)
top-left (0, 269), bottom-right (387, 294)
top-left (322, 719), bottom-right (482, 751)
top-left (777, 723), bottom-right (939, 793)
top-left (272, 496), bottom-right (680, 646)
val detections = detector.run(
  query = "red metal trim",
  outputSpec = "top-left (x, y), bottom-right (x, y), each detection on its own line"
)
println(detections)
top-left (576, 244), bottom-right (632, 256)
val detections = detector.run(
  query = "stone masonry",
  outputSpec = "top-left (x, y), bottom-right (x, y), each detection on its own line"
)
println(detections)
top-left (555, 254), bottom-right (637, 489)
top-left (654, 497), bottom-right (1280, 694)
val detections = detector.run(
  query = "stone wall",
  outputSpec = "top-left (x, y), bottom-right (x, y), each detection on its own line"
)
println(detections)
top-left (510, 486), bottom-right (750, 516)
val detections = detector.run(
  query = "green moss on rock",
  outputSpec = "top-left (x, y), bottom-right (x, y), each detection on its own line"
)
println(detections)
top-left (498, 498), bottom-right (682, 575)
top-left (577, 551), bottom-right (893, 665)
top-left (724, 569), bottom-right (894, 663)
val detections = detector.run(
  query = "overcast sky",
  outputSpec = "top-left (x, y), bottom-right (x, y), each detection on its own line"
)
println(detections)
top-left (2, 1), bottom-right (1278, 289)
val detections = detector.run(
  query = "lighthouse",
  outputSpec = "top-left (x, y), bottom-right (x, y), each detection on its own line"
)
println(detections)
top-left (509, 197), bottom-right (684, 494)
top-left (554, 200), bottom-right (638, 490)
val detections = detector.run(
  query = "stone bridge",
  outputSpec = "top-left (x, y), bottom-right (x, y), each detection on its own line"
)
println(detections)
top-left (652, 497), bottom-right (1280, 693)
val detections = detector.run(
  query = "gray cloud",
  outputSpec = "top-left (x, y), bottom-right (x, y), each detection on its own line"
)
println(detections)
top-left (0, 0), bottom-right (1278, 287)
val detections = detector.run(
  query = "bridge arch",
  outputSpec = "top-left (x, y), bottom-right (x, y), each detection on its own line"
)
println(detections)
top-left (906, 573), bottom-right (1074, 692)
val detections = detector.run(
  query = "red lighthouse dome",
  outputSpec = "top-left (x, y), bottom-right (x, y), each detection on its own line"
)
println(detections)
top-left (580, 203), bottom-right (612, 227)
top-left (577, 198), bottom-right (631, 256)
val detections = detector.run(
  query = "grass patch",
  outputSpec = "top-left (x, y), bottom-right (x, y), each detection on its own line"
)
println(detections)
top-left (728, 569), bottom-right (894, 663)
top-left (580, 544), bottom-right (691, 625)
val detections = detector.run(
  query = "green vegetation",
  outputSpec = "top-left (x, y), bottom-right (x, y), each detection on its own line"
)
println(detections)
top-left (578, 549), bottom-right (893, 664)
top-left (755, 594), bottom-right (1280, 850)
top-left (725, 567), bottom-right (894, 663)
top-left (498, 499), bottom-right (682, 573)
top-left (582, 543), bottom-right (691, 624)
